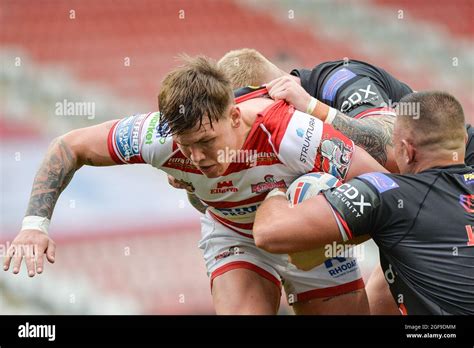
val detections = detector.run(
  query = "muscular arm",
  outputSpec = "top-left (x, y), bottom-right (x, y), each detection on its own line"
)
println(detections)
top-left (331, 111), bottom-right (397, 172)
top-left (254, 194), bottom-right (370, 255)
top-left (25, 120), bottom-right (118, 219)
top-left (254, 142), bottom-right (384, 255)
top-left (4, 120), bottom-right (120, 276)
top-left (265, 75), bottom-right (398, 172)
top-left (254, 195), bottom-right (343, 254)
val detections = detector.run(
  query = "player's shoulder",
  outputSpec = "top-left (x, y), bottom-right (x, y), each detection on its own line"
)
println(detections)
top-left (354, 172), bottom-right (403, 198)
top-left (109, 111), bottom-right (175, 166)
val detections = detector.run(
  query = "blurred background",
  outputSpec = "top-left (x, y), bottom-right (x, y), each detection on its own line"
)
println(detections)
top-left (1, 0), bottom-right (473, 314)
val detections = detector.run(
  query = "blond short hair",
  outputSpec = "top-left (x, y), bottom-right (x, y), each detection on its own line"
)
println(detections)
top-left (218, 48), bottom-right (284, 89)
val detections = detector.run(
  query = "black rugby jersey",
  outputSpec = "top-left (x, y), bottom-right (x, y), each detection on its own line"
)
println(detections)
top-left (291, 59), bottom-right (413, 118)
top-left (323, 165), bottom-right (474, 315)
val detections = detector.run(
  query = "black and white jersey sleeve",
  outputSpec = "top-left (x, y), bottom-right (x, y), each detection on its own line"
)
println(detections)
top-left (323, 166), bottom-right (474, 315)
top-left (322, 172), bottom-right (403, 247)
top-left (291, 59), bottom-right (413, 118)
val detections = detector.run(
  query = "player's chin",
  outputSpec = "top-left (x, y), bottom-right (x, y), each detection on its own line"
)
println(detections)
top-left (199, 164), bottom-right (221, 178)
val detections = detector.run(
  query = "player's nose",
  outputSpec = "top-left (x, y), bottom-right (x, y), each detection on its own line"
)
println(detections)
top-left (190, 147), bottom-right (206, 164)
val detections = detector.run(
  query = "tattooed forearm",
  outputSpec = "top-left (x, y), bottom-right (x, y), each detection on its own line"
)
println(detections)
top-left (331, 112), bottom-right (395, 166)
top-left (187, 192), bottom-right (208, 214)
top-left (25, 138), bottom-right (80, 219)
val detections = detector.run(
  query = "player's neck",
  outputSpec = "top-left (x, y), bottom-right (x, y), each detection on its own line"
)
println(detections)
top-left (410, 149), bottom-right (465, 174)
top-left (238, 98), bottom-right (275, 126)
top-left (236, 97), bottom-right (275, 146)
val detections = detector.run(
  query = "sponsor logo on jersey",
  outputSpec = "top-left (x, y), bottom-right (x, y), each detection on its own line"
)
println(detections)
top-left (216, 205), bottom-right (258, 217)
top-left (340, 84), bottom-right (379, 113)
top-left (459, 194), bottom-right (474, 213)
top-left (322, 68), bottom-right (357, 102)
top-left (299, 117), bottom-right (316, 164)
top-left (324, 257), bottom-right (358, 278)
top-left (247, 152), bottom-right (279, 166)
top-left (331, 183), bottom-right (372, 217)
top-left (211, 180), bottom-right (239, 194)
top-left (164, 157), bottom-right (198, 171)
top-left (214, 246), bottom-right (244, 261)
top-left (296, 128), bottom-right (305, 138)
top-left (251, 174), bottom-right (287, 194)
top-left (384, 263), bottom-right (397, 284)
top-left (320, 138), bottom-right (352, 179)
top-left (359, 172), bottom-right (399, 193)
top-left (462, 173), bottom-right (474, 185)
top-left (144, 112), bottom-right (166, 145)
top-left (115, 114), bottom-right (147, 162)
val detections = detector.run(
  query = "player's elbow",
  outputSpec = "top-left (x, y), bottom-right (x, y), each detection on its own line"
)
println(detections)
top-left (56, 132), bottom-right (83, 168)
top-left (254, 221), bottom-right (286, 254)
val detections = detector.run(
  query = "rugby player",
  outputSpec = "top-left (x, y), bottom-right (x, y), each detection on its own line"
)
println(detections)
top-left (253, 91), bottom-right (474, 315)
top-left (171, 48), bottom-right (415, 314)
top-left (3, 56), bottom-right (388, 315)
top-left (218, 49), bottom-right (474, 314)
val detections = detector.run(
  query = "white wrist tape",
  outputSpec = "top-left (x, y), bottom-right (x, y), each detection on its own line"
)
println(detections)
top-left (306, 97), bottom-right (318, 115)
top-left (265, 188), bottom-right (287, 201)
top-left (325, 107), bottom-right (338, 124)
top-left (21, 216), bottom-right (50, 235)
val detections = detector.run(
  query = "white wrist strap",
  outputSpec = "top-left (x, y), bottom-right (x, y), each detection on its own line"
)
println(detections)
top-left (265, 188), bottom-right (287, 201)
top-left (325, 107), bottom-right (338, 124)
top-left (306, 97), bottom-right (318, 115)
top-left (21, 216), bottom-right (50, 235)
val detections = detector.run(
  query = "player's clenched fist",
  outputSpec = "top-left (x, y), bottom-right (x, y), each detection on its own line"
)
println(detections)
top-left (3, 229), bottom-right (56, 277)
top-left (266, 76), bottom-right (312, 114)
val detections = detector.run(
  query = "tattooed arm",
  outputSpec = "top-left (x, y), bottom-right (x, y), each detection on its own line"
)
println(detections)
top-left (25, 121), bottom-right (117, 219)
top-left (331, 112), bottom-right (399, 173)
top-left (265, 76), bottom-right (398, 172)
top-left (4, 120), bottom-right (118, 277)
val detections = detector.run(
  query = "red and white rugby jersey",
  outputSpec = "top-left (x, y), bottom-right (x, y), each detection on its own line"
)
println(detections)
top-left (107, 101), bottom-right (355, 237)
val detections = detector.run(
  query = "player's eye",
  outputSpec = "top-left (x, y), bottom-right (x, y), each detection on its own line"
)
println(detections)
top-left (201, 138), bottom-right (215, 145)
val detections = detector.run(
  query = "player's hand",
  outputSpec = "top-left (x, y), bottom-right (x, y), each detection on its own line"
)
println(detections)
top-left (168, 175), bottom-right (187, 190)
top-left (266, 76), bottom-right (313, 114)
top-left (168, 175), bottom-right (196, 193)
top-left (3, 229), bottom-right (56, 277)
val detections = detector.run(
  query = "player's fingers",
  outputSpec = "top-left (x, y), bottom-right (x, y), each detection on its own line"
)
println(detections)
top-left (35, 245), bottom-right (46, 274)
top-left (272, 89), bottom-right (289, 101)
top-left (3, 244), bottom-right (16, 271)
top-left (265, 76), bottom-right (284, 89)
top-left (24, 244), bottom-right (36, 277)
top-left (270, 79), bottom-right (287, 94)
top-left (168, 175), bottom-right (186, 189)
top-left (12, 245), bottom-right (24, 274)
top-left (266, 79), bottom-right (287, 97)
top-left (46, 241), bottom-right (56, 264)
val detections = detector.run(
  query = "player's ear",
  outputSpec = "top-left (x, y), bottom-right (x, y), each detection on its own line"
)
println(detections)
top-left (230, 106), bottom-right (241, 128)
top-left (401, 139), bottom-right (416, 164)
